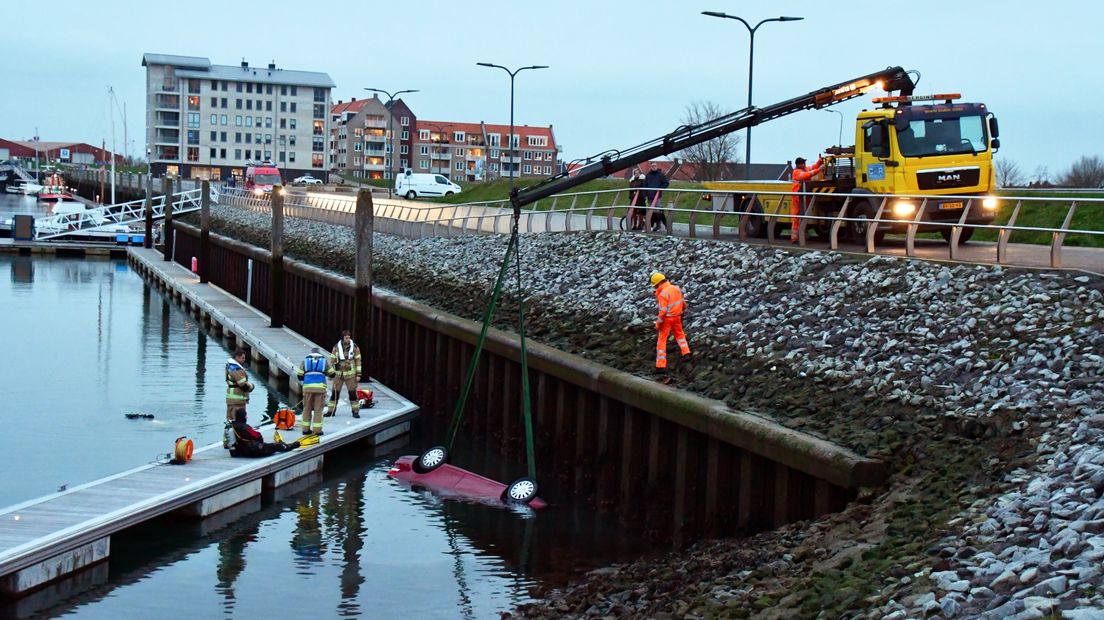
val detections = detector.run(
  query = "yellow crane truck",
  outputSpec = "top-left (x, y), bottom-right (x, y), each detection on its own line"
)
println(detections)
top-left (704, 92), bottom-right (1002, 243)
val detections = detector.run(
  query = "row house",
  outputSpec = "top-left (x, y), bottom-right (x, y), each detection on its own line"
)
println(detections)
top-left (328, 97), bottom-right (417, 180)
top-left (409, 121), bottom-right (558, 183)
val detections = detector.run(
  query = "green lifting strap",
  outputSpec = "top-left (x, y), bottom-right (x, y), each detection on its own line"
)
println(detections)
top-left (444, 200), bottom-right (537, 481)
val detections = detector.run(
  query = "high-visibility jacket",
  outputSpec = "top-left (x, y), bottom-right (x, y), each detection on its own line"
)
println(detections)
top-left (790, 160), bottom-right (823, 207)
top-left (225, 358), bottom-right (254, 403)
top-left (655, 281), bottom-right (686, 320)
top-left (297, 353), bottom-right (329, 393)
top-left (330, 340), bottom-right (362, 379)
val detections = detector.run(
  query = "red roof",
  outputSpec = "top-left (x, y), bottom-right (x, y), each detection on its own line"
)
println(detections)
top-left (330, 98), bottom-right (372, 116)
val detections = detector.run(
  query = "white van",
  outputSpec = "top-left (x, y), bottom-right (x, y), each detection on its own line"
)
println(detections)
top-left (395, 170), bottom-right (462, 200)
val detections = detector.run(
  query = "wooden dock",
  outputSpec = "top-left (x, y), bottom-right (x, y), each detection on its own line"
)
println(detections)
top-left (0, 247), bottom-right (418, 597)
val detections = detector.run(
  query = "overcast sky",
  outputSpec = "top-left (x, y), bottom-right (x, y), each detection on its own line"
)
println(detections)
top-left (0, 0), bottom-right (1098, 180)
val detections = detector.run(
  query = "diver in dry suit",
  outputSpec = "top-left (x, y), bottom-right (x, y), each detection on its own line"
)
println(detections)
top-left (229, 409), bottom-right (300, 457)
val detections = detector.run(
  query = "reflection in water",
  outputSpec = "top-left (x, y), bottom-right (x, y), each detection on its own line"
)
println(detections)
top-left (215, 519), bottom-right (259, 615)
top-left (11, 255), bottom-right (33, 283)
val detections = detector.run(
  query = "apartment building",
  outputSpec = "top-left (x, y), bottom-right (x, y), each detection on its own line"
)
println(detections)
top-left (142, 53), bottom-right (335, 182)
top-left (409, 121), bottom-right (559, 183)
top-left (328, 96), bottom-right (410, 180)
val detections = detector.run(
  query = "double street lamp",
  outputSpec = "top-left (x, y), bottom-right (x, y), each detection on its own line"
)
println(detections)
top-left (364, 87), bottom-right (419, 197)
top-left (475, 63), bottom-right (548, 195)
top-left (701, 12), bottom-right (803, 180)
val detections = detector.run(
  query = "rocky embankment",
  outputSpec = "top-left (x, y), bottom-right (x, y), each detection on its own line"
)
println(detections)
top-left (187, 205), bottom-right (1104, 618)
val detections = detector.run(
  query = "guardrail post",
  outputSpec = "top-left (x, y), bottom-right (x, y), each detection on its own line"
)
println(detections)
top-left (270, 190), bottom-right (285, 328)
top-left (162, 176), bottom-right (174, 261)
top-left (586, 193), bottom-right (599, 231)
top-left (545, 197), bottom-right (558, 233)
top-left (1051, 201), bottom-right (1078, 268)
top-left (997, 200), bottom-right (1023, 264)
top-left (905, 198), bottom-right (929, 257)
top-left (144, 175), bottom-right (153, 249)
top-left (354, 190), bottom-right (374, 381)
top-left (798, 195), bottom-right (817, 247)
top-left (199, 180), bottom-right (211, 283)
top-left (866, 196), bottom-right (888, 253)
top-left (830, 197), bottom-right (851, 250)
top-left (565, 196), bottom-right (577, 232)
top-left (949, 199), bottom-right (974, 261)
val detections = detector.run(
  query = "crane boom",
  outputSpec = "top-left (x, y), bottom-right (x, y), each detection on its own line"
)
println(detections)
top-left (511, 66), bottom-right (915, 208)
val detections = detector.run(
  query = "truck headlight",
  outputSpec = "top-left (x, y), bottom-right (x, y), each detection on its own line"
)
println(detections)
top-left (982, 196), bottom-right (998, 210)
top-left (892, 200), bottom-right (916, 218)
top-left (253, 188), bottom-right (263, 196)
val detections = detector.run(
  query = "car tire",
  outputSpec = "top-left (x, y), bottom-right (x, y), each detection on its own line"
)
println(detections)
top-left (405, 190), bottom-right (416, 200)
top-left (502, 477), bottom-right (538, 504)
top-left (941, 226), bottom-right (975, 244)
top-left (413, 446), bottom-right (448, 474)
top-left (445, 191), bottom-right (455, 197)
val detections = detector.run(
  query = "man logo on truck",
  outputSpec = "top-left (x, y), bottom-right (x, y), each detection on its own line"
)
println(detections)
top-left (937, 173), bottom-right (962, 183)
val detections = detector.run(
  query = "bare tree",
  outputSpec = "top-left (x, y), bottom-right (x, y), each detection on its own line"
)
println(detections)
top-left (678, 101), bottom-right (740, 182)
top-left (1033, 165), bottom-right (1050, 187)
top-left (993, 158), bottom-right (1026, 188)
top-left (1060, 155), bottom-right (1104, 188)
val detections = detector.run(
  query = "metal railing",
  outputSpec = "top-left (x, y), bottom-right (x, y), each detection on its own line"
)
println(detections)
top-left (217, 186), bottom-right (1104, 270)
top-left (35, 188), bottom-right (204, 240)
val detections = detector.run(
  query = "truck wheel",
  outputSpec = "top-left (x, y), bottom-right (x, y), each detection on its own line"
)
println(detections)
top-left (941, 226), bottom-right (975, 244)
top-left (847, 201), bottom-right (885, 244)
top-left (405, 190), bottom-right (416, 200)
top-left (502, 477), bottom-right (538, 504)
top-left (740, 197), bottom-right (765, 238)
top-left (413, 446), bottom-right (448, 474)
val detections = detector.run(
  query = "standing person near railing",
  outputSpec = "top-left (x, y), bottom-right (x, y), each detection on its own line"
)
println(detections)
top-left (789, 156), bottom-right (823, 243)
top-left (628, 168), bottom-right (647, 231)
top-left (644, 162), bottom-right (670, 231)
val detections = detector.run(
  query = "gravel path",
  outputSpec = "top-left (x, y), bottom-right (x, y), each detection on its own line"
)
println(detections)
top-left (187, 205), bottom-right (1104, 617)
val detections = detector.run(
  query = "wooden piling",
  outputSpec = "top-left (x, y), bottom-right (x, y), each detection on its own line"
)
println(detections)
top-left (270, 190), bottom-right (284, 328)
top-left (354, 190), bottom-right (373, 381)
top-left (162, 176), bottom-right (173, 261)
top-left (200, 180), bottom-right (211, 284)
top-left (143, 176), bottom-right (153, 249)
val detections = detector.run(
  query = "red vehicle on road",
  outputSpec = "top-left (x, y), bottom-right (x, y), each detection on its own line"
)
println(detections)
top-left (245, 161), bottom-right (283, 196)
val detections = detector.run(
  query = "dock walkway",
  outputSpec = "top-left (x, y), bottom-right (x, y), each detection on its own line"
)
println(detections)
top-left (0, 247), bottom-right (418, 596)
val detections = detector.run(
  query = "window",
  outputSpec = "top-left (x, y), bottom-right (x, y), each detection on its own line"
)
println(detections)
top-left (527, 135), bottom-right (548, 147)
top-left (187, 113), bottom-right (200, 128)
top-left (454, 131), bottom-right (464, 142)
top-left (313, 104), bottom-right (325, 119)
top-left (265, 117), bottom-right (272, 128)
top-left (255, 116), bottom-right (262, 126)
top-left (187, 79), bottom-right (200, 94)
top-left (186, 130), bottom-right (200, 145)
top-left (246, 134), bottom-right (252, 144)
top-left (289, 119), bottom-right (297, 130)
top-left (266, 101), bottom-right (272, 111)
top-left (236, 99), bottom-right (242, 109)
top-left (246, 117), bottom-right (254, 127)
top-left (400, 116), bottom-right (410, 126)
top-left (419, 159), bottom-right (428, 169)
top-left (289, 151), bottom-right (296, 162)
top-left (246, 100), bottom-right (253, 110)
top-left (401, 130), bottom-right (409, 140)
top-left (254, 150), bottom-right (261, 160)
top-left (290, 86), bottom-right (297, 96)
top-left (264, 150), bottom-right (271, 159)
top-left (265, 134), bottom-right (272, 144)
top-left (247, 83), bottom-right (253, 94)
top-left (236, 82), bottom-right (243, 92)
top-left (281, 85), bottom-right (287, 96)
top-left (255, 133), bottom-right (262, 144)
top-left (545, 166), bottom-right (552, 175)
top-left (400, 145), bottom-right (408, 154)
top-left (488, 134), bottom-right (500, 147)
top-left (209, 130), bottom-right (217, 141)
top-left (419, 145), bottom-right (429, 155)
top-left (312, 153), bottom-right (323, 168)
top-left (222, 82), bottom-right (228, 92)
top-left (354, 142), bottom-right (362, 152)
top-left (187, 147), bottom-right (199, 161)
top-left (455, 148), bottom-right (464, 157)
top-left (490, 148), bottom-right (499, 158)
top-left (400, 158), bottom-right (408, 168)
top-left (235, 148), bottom-right (242, 160)
top-left (491, 163), bottom-right (499, 172)
top-left (280, 118), bottom-right (286, 129)
top-left (235, 115), bottom-right (243, 126)
top-left (313, 120), bottom-right (324, 135)
top-left (896, 115), bottom-right (987, 158)
top-left (220, 131), bottom-right (227, 141)
top-left (510, 135), bottom-right (519, 148)
top-left (279, 151), bottom-right (286, 162)
top-left (256, 99), bottom-right (262, 110)
top-left (418, 129), bottom-right (430, 140)
top-left (289, 136), bottom-right (296, 147)
top-left (314, 88), bottom-right (326, 102)
top-left (455, 161), bottom-right (464, 171)
top-left (235, 132), bottom-right (241, 143)
top-left (209, 147), bottom-right (217, 159)
top-left (290, 102), bottom-right (297, 113)
top-left (524, 164), bottom-right (532, 174)
top-left (210, 114), bottom-right (217, 125)
top-left (280, 101), bottom-right (287, 113)
top-left (210, 97), bottom-right (217, 108)
top-left (312, 137), bottom-right (324, 152)
top-left (266, 84), bottom-right (273, 95)
top-left (187, 96), bottom-right (200, 111)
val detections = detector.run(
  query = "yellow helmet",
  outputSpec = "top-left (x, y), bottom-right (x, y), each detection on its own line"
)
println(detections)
top-left (649, 271), bottom-right (666, 287)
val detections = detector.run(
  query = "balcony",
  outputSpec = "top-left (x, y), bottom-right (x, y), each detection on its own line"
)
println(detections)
top-left (499, 155), bottom-right (521, 164)
top-left (155, 94), bottom-right (180, 109)
top-left (155, 112), bottom-right (180, 127)
top-left (154, 129), bottom-right (180, 144)
top-left (430, 151), bottom-right (450, 160)
top-left (364, 120), bottom-right (387, 128)
top-left (364, 133), bottom-right (386, 142)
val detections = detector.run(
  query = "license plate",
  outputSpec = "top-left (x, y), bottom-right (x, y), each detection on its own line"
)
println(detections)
top-left (939, 201), bottom-right (964, 210)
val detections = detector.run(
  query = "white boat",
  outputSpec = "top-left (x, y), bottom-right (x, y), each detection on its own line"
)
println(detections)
top-left (6, 182), bottom-right (44, 195)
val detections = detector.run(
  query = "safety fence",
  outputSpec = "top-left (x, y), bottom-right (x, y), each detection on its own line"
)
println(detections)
top-left (34, 188), bottom-right (204, 240)
top-left (221, 186), bottom-right (1104, 269)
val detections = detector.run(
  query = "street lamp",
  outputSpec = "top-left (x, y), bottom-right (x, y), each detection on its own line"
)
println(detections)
top-left (702, 12), bottom-right (803, 180)
top-left (824, 109), bottom-right (844, 148)
top-left (364, 87), bottom-right (419, 197)
top-left (475, 62), bottom-right (548, 195)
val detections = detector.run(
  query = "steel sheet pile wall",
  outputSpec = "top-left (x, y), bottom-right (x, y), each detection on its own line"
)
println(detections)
top-left (171, 222), bottom-right (882, 545)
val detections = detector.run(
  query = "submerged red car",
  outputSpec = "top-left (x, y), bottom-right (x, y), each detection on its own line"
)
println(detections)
top-left (388, 448), bottom-right (546, 509)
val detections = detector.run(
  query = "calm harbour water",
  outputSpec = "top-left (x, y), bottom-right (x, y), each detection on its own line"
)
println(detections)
top-left (0, 244), bottom-right (650, 618)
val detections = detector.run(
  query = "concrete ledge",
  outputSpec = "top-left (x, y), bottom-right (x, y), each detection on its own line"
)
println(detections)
top-left (0, 537), bottom-right (109, 595)
top-left (265, 455), bottom-right (323, 488)
top-left (368, 420), bottom-right (411, 446)
top-left (179, 479), bottom-right (261, 518)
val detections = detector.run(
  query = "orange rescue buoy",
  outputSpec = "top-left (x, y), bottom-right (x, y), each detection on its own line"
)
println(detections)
top-left (274, 408), bottom-right (296, 430)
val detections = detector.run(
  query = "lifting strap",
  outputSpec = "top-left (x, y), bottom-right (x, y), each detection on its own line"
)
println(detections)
top-left (445, 198), bottom-right (537, 480)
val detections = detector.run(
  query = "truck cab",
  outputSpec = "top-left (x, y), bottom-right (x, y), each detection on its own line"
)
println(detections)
top-left (245, 161), bottom-right (284, 196)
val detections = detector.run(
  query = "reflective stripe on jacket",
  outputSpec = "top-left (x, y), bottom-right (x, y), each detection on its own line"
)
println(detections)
top-left (225, 360), bottom-right (252, 402)
top-left (330, 341), bottom-right (362, 378)
top-left (655, 281), bottom-right (685, 320)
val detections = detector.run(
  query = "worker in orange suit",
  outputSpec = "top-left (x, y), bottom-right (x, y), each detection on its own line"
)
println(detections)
top-left (651, 271), bottom-right (690, 384)
top-left (790, 156), bottom-right (823, 242)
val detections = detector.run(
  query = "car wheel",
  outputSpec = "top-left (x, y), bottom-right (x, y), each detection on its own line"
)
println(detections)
top-left (405, 190), bottom-right (416, 200)
top-left (941, 226), bottom-right (975, 244)
top-left (502, 477), bottom-right (538, 504)
top-left (445, 191), bottom-right (455, 197)
top-left (413, 446), bottom-right (448, 474)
